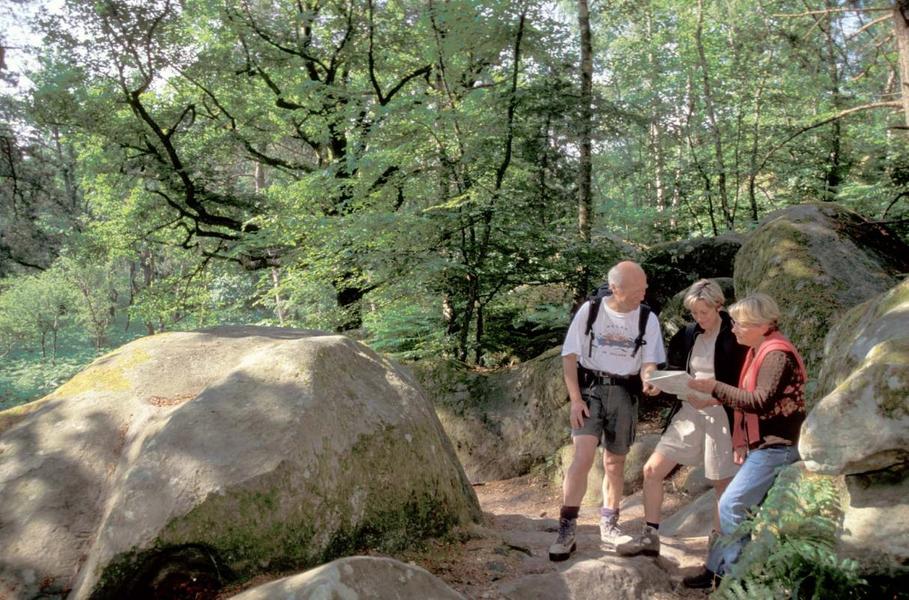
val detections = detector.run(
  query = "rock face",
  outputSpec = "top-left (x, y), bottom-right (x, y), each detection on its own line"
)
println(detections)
top-left (839, 471), bottom-right (909, 576)
top-left (230, 556), bottom-right (465, 600)
top-left (799, 279), bottom-right (909, 575)
top-left (733, 203), bottom-right (909, 393)
top-left (497, 554), bottom-right (674, 600)
top-left (641, 234), bottom-right (743, 314)
top-left (660, 490), bottom-right (715, 538)
top-left (415, 348), bottom-right (569, 482)
top-left (801, 278), bottom-right (909, 475)
top-left (0, 327), bottom-right (480, 599)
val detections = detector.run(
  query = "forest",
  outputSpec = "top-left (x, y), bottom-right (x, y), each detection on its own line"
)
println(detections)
top-left (1, 0), bottom-right (908, 408)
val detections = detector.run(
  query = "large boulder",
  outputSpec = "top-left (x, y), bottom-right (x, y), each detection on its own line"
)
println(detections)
top-left (733, 203), bottom-right (909, 395)
top-left (230, 556), bottom-right (464, 600)
top-left (0, 327), bottom-right (480, 600)
top-left (801, 277), bottom-right (909, 475)
top-left (641, 234), bottom-right (743, 314)
top-left (799, 279), bottom-right (909, 576)
top-left (415, 347), bottom-right (569, 482)
top-left (839, 470), bottom-right (909, 576)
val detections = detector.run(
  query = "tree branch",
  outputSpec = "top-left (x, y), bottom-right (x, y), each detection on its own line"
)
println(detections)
top-left (755, 101), bottom-right (903, 176)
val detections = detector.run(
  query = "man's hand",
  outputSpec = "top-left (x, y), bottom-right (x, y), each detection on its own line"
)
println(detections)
top-left (733, 446), bottom-right (747, 465)
top-left (570, 399), bottom-right (590, 429)
top-left (563, 354), bottom-right (588, 429)
top-left (641, 362), bottom-right (660, 396)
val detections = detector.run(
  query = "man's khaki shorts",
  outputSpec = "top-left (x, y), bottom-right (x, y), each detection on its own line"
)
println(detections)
top-left (571, 382), bottom-right (637, 455)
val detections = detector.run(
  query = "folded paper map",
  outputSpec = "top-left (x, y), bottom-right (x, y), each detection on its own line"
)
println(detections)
top-left (646, 370), bottom-right (712, 400)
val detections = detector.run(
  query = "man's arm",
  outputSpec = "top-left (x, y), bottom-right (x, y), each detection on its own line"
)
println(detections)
top-left (641, 361), bottom-right (660, 396)
top-left (563, 353), bottom-right (589, 428)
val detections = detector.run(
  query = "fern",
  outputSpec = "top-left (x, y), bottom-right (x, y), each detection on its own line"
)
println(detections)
top-left (714, 465), bottom-right (867, 600)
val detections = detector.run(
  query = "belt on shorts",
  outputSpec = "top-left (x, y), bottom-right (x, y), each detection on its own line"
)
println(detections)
top-left (582, 369), bottom-right (635, 386)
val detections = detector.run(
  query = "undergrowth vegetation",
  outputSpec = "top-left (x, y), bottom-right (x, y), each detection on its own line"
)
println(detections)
top-left (716, 465), bottom-right (868, 599)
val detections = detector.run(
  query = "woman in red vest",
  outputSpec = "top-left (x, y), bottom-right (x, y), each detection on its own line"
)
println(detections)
top-left (681, 292), bottom-right (807, 589)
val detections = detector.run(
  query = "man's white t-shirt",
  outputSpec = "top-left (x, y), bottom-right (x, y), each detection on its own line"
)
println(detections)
top-left (561, 301), bottom-right (666, 376)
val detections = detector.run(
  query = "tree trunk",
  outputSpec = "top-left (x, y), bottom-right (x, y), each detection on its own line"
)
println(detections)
top-left (822, 1), bottom-right (843, 198)
top-left (894, 2), bottom-right (909, 128)
top-left (695, 0), bottom-right (733, 231)
top-left (271, 267), bottom-right (285, 325)
top-left (645, 4), bottom-right (667, 232)
top-left (576, 0), bottom-right (593, 301)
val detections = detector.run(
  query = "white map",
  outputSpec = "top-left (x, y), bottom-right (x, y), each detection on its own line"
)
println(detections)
top-left (646, 370), bottom-right (712, 401)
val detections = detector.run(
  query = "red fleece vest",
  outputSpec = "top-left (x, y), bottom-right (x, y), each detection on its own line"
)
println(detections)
top-left (731, 331), bottom-right (807, 450)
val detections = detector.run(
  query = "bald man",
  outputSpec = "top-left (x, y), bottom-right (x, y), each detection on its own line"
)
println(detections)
top-left (549, 261), bottom-right (665, 561)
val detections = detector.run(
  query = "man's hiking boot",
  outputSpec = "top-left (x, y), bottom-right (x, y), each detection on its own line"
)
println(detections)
top-left (683, 567), bottom-right (721, 589)
top-left (599, 515), bottom-right (630, 550)
top-left (616, 524), bottom-right (660, 557)
top-left (548, 517), bottom-right (577, 561)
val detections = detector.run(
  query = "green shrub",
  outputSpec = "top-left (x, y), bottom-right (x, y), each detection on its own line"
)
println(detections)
top-left (716, 465), bottom-right (867, 600)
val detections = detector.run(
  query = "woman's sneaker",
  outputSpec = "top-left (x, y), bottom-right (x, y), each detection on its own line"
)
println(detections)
top-left (616, 524), bottom-right (660, 556)
top-left (599, 515), bottom-right (631, 550)
top-left (548, 517), bottom-right (577, 561)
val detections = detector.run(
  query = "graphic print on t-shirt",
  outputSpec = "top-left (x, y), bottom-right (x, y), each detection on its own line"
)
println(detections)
top-left (593, 322), bottom-right (637, 356)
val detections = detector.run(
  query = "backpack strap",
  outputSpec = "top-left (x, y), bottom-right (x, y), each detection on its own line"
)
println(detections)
top-left (630, 304), bottom-right (650, 358)
top-left (584, 297), bottom-right (603, 358)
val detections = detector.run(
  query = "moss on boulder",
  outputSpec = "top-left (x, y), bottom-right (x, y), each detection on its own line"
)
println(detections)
top-left (733, 203), bottom-right (909, 404)
top-left (0, 327), bottom-right (479, 599)
top-left (801, 278), bottom-right (909, 475)
top-left (801, 279), bottom-right (909, 577)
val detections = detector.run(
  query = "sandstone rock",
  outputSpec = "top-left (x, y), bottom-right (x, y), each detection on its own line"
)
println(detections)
top-left (798, 278), bottom-right (909, 576)
top-left (674, 465), bottom-right (712, 498)
top-left (800, 278), bottom-right (909, 475)
top-left (230, 555), bottom-right (465, 600)
top-left (622, 433), bottom-right (662, 493)
top-left (660, 490), bottom-right (715, 538)
top-left (415, 347), bottom-right (569, 482)
top-left (497, 554), bottom-right (674, 600)
top-left (0, 327), bottom-right (479, 599)
top-left (550, 433), bottom-right (661, 507)
top-left (641, 234), bottom-right (743, 314)
top-left (839, 470), bottom-right (909, 576)
top-left (733, 203), bottom-right (909, 396)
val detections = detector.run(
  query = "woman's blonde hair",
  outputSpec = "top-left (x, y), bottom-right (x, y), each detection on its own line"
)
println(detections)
top-left (683, 279), bottom-right (725, 311)
top-left (729, 292), bottom-right (780, 326)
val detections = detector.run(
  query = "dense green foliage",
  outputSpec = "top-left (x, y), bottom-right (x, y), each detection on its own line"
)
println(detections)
top-left (1, 0), bottom-right (907, 404)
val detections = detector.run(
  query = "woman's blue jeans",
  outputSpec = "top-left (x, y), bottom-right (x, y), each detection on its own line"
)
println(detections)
top-left (706, 444), bottom-right (800, 576)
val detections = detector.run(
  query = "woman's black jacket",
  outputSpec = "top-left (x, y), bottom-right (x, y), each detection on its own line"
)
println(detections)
top-left (663, 310), bottom-right (748, 429)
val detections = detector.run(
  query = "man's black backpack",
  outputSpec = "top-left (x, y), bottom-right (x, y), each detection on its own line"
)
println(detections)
top-left (573, 282), bottom-right (651, 360)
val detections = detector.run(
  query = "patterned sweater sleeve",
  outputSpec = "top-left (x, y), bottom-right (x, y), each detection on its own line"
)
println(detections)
top-left (713, 351), bottom-right (793, 414)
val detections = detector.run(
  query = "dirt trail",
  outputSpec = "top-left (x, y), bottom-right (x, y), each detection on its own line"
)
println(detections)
top-left (400, 473), bottom-right (714, 599)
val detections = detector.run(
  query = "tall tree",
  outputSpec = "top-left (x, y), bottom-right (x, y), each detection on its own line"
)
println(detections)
top-left (576, 0), bottom-right (593, 301)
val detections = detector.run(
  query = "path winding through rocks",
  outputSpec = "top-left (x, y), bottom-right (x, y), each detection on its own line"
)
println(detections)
top-left (418, 474), bottom-right (715, 599)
